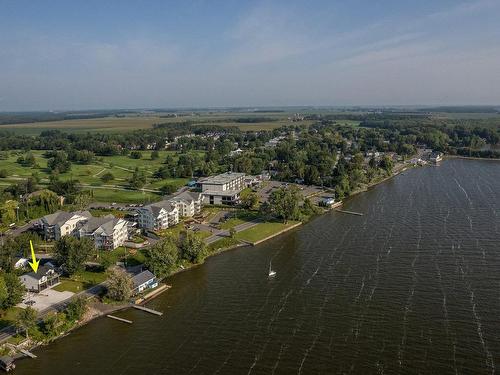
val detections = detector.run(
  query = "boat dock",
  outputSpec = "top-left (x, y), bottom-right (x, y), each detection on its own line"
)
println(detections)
top-left (107, 315), bottom-right (133, 324)
top-left (335, 209), bottom-right (364, 216)
top-left (132, 305), bottom-right (163, 316)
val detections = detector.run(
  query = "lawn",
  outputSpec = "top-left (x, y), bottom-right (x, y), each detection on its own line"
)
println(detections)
top-left (53, 269), bottom-right (107, 293)
top-left (235, 221), bottom-right (300, 243)
top-left (0, 149), bottom-right (197, 203)
top-left (97, 247), bottom-right (147, 268)
top-left (207, 237), bottom-right (241, 252)
top-left (0, 307), bottom-right (23, 329)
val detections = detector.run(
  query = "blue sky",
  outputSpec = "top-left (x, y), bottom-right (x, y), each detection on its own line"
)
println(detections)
top-left (1, 0), bottom-right (499, 110)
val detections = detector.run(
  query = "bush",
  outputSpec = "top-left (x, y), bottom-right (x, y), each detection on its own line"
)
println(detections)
top-left (0, 169), bottom-right (8, 178)
top-left (65, 296), bottom-right (88, 322)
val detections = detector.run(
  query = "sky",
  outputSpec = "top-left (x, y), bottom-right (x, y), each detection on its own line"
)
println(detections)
top-left (1, 0), bottom-right (500, 111)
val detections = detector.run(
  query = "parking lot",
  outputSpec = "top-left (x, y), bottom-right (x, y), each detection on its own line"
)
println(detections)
top-left (255, 181), bottom-right (325, 203)
top-left (19, 288), bottom-right (75, 312)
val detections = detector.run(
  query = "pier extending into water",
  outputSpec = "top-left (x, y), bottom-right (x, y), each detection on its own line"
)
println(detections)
top-left (335, 209), bottom-right (364, 216)
top-left (106, 315), bottom-right (132, 324)
top-left (132, 305), bottom-right (163, 316)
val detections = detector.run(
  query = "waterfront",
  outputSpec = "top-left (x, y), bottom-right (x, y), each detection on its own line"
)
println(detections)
top-left (16, 159), bottom-right (500, 374)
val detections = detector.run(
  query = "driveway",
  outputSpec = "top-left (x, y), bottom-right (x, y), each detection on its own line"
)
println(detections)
top-left (19, 288), bottom-right (75, 312)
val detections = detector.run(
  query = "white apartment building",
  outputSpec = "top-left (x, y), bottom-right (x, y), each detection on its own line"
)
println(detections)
top-left (137, 200), bottom-right (179, 231)
top-left (40, 210), bottom-right (92, 240)
top-left (170, 191), bottom-right (202, 217)
top-left (77, 215), bottom-right (129, 250)
top-left (198, 172), bottom-right (246, 205)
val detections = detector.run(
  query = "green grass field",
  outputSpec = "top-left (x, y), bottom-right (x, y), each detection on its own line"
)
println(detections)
top-left (235, 221), bottom-right (300, 243)
top-left (0, 150), bottom-right (196, 203)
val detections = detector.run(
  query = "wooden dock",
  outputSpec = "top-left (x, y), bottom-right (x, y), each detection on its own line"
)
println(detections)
top-left (107, 315), bottom-right (133, 324)
top-left (335, 209), bottom-right (364, 216)
top-left (132, 305), bottom-right (163, 316)
top-left (18, 348), bottom-right (37, 359)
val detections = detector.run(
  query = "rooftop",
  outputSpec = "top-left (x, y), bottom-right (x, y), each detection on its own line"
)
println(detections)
top-left (198, 172), bottom-right (245, 185)
top-left (131, 270), bottom-right (156, 288)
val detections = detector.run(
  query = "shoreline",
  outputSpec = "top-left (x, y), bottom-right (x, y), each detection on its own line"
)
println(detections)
top-left (6, 160), bottom-right (433, 363)
top-left (445, 155), bottom-right (500, 162)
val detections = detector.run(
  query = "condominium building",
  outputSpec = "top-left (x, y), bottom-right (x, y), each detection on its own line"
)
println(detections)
top-left (77, 215), bottom-right (129, 250)
top-left (197, 172), bottom-right (246, 205)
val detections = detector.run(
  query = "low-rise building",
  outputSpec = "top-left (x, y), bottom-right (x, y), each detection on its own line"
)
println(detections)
top-left (137, 200), bottom-right (179, 231)
top-left (77, 215), bottom-right (129, 250)
top-left (131, 270), bottom-right (158, 295)
top-left (430, 151), bottom-right (443, 163)
top-left (19, 265), bottom-right (60, 293)
top-left (170, 191), bottom-right (202, 218)
top-left (40, 210), bottom-right (92, 240)
top-left (198, 172), bottom-right (246, 205)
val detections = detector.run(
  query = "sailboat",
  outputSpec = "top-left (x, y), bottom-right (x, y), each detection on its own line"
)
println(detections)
top-left (268, 261), bottom-right (276, 277)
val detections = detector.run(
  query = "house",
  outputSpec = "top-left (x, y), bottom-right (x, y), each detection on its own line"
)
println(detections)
top-left (19, 265), bottom-right (60, 293)
top-left (169, 191), bottom-right (202, 218)
top-left (229, 148), bottom-right (243, 157)
top-left (198, 172), bottom-right (246, 205)
top-left (40, 210), bottom-right (92, 240)
top-left (137, 200), bottom-right (179, 231)
top-left (430, 151), bottom-right (443, 163)
top-left (131, 270), bottom-right (158, 295)
top-left (77, 215), bottom-right (129, 250)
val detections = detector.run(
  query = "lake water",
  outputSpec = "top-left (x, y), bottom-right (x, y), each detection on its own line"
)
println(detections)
top-left (16, 159), bottom-right (500, 374)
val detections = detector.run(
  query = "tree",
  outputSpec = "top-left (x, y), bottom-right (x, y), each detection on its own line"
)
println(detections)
top-left (106, 268), bottom-right (133, 301)
top-left (240, 192), bottom-right (259, 210)
top-left (0, 275), bottom-right (8, 309)
top-left (379, 155), bottom-right (394, 175)
top-left (129, 167), bottom-right (147, 189)
top-left (100, 172), bottom-right (114, 183)
top-left (65, 296), bottom-right (88, 321)
top-left (54, 237), bottom-right (94, 275)
top-left (47, 151), bottom-right (71, 173)
top-left (179, 231), bottom-right (206, 263)
top-left (229, 227), bottom-right (236, 238)
top-left (3, 273), bottom-right (25, 308)
top-left (145, 237), bottom-right (179, 277)
top-left (0, 200), bottom-right (18, 225)
top-left (130, 151), bottom-right (142, 159)
top-left (16, 307), bottom-right (37, 339)
top-left (160, 183), bottom-right (176, 195)
top-left (0, 169), bottom-right (8, 178)
top-left (151, 150), bottom-right (159, 160)
top-left (42, 312), bottom-right (65, 337)
top-left (268, 186), bottom-right (302, 223)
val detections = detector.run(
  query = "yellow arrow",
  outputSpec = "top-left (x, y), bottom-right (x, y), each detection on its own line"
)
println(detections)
top-left (28, 240), bottom-right (40, 273)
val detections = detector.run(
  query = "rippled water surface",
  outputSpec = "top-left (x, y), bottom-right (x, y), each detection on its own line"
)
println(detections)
top-left (16, 159), bottom-right (500, 374)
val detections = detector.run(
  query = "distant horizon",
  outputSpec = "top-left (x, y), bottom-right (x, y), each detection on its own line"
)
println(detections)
top-left (1, 104), bottom-right (500, 114)
top-left (2, 1), bottom-right (500, 111)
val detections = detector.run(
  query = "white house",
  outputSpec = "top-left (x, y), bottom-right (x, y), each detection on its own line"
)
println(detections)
top-left (77, 215), bottom-right (129, 250)
top-left (131, 270), bottom-right (158, 295)
top-left (198, 172), bottom-right (246, 205)
top-left (40, 210), bottom-right (92, 240)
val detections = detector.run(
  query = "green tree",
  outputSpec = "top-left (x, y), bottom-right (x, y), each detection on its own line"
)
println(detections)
top-left (41, 312), bottom-right (66, 338)
top-left (16, 307), bottom-right (37, 339)
top-left (151, 150), bottom-right (159, 160)
top-left (54, 237), bottom-right (94, 275)
top-left (3, 272), bottom-right (25, 308)
top-left (100, 172), bottom-right (114, 183)
top-left (0, 200), bottom-right (18, 225)
top-left (0, 275), bottom-right (8, 309)
top-left (106, 268), bottom-right (133, 301)
top-left (179, 231), bottom-right (206, 263)
top-left (240, 191), bottom-right (259, 210)
top-left (129, 167), bottom-right (147, 189)
top-left (268, 186), bottom-right (302, 223)
top-left (130, 151), bottom-right (142, 159)
top-left (0, 169), bottom-right (8, 178)
top-left (145, 236), bottom-right (179, 277)
top-left (160, 183), bottom-right (176, 195)
top-left (65, 296), bottom-right (88, 322)
top-left (47, 151), bottom-right (71, 173)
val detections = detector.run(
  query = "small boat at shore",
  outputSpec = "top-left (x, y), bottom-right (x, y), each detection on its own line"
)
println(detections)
top-left (268, 262), bottom-right (276, 277)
